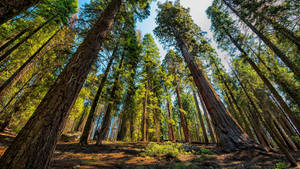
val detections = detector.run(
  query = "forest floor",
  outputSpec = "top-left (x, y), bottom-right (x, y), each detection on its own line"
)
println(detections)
top-left (0, 131), bottom-right (300, 169)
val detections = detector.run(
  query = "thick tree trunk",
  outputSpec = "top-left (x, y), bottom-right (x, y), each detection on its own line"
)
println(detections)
top-left (79, 47), bottom-right (116, 145)
top-left (192, 90), bottom-right (209, 144)
top-left (0, 1), bottom-right (121, 168)
top-left (0, 29), bottom-right (59, 97)
top-left (175, 78), bottom-right (190, 143)
top-left (0, 0), bottom-right (41, 25)
top-left (175, 34), bottom-right (254, 152)
top-left (0, 15), bottom-right (55, 62)
top-left (222, 0), bottom-right (300, 79)
top-left (96, 56), bottom-right (123, 145)
top-left (0, 28), bottom-right (28, 53)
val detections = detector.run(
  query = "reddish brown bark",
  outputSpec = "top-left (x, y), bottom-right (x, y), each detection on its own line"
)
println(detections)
top-left (0, 0), bottom-right (121, 168)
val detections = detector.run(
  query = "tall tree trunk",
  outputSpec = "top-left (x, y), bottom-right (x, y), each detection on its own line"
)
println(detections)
top-left (0, 15), bottom-right (55, 62)
top-left (198, 90), bottom-right (216, 144)
top-left (79, 47), bottom-right (117, 146)
top-left (175, 78), bottom-right (190, 143)
top-left (74, 104), bottom-right (88, 132)
top-left (0, 28), bottom-right (28, 53)
top-left (224, 27), bottom-right (300, 132)
top-left (0, 29), bottom-right (59, 98)
top-left (0, 0), bottom-right (121, 168)
top-left (142, 80), bottom-right (149, 142)
top-left (222, 0), bottom-right (300, 79)
top-left (0, 0), bottom-right (41, 25)
top-left (174, 32), bottom-right (254, 152)
top-left (192, 90), bottom-right (209, 144)
top-left (96, 55), bottom-right (123, 145)
top-left (166, 94), bottom-right (175, 142)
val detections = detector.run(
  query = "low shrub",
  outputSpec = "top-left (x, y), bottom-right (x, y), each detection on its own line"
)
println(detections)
top-left (141, 142), bottom-right (189, 158)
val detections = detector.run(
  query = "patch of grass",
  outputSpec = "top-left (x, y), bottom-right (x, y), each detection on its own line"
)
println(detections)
top-left (275, 162), bottom-right (288, 169)
top-left (291, 136), bottom-right (300, 146)
top-left (201, 148), bottom-right (213, 155)
top-left (141, 142), bottom-right (189, 158)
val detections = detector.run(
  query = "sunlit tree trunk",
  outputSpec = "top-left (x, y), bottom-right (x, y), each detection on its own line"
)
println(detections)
top-left (0, 0), bottom-right (121, 168)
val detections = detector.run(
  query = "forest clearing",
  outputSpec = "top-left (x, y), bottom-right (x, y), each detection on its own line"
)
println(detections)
top-left (0, 0), bottom-right (299, 168)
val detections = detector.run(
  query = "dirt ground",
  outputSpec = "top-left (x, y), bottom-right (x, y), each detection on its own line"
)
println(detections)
top-left (0, 131), bottom-right (299, 169)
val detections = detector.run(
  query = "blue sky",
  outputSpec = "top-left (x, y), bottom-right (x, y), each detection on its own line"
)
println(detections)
top-left (78, 0), bottom-right (231, 70)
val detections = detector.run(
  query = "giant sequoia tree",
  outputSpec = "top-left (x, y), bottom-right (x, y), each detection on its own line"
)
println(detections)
top-left (154, 1), bottom-right (256, 152)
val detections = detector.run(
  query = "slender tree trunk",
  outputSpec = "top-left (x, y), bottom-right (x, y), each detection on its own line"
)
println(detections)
top-left (74, 104), bottom-right (88, 132)
top-left (154, 109), bottom-right (160, 142)
top-left (0, 29), bottom-right (59, 98)
top-left (248, 46), bottom-right (300, 107)
top-left (0, 1), bottom-right (121, 168)
top-left (79, 47), bottom-right (117, 146)
top-left (198, 90), bottom-right (216, 144)
top-left (175, 78), bottom-right (190, 143)
top-left (224, 27), bottom-right (300, 132)
top-left (0, 15), bottom-right (55, 62)
top-left (142, 80), bottom-right (149, 142)
top-left (166, 94), bottom-right (175, 142)
top-left (222, 0), bottom-right (300, 79)
top-left (260, 14), bottom-right (300, 49)
top-left (0, 70), bottom-right (38, 117)
top-left (192, 90), bottom-right (209, 144)
top-left (263, 109), bottom-right (298, 166)
top-left (174, 32), bottom-right (254, 152)
top-left (0, 28), bottom-right (28, 53)
top-left (0, 0), bottom-right (41, 25)
top-left (96, 56), bottom-right (123, 145)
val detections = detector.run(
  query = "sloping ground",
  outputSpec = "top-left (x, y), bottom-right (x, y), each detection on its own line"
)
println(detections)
top-left (0, 131), bottom-right (299, 169)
